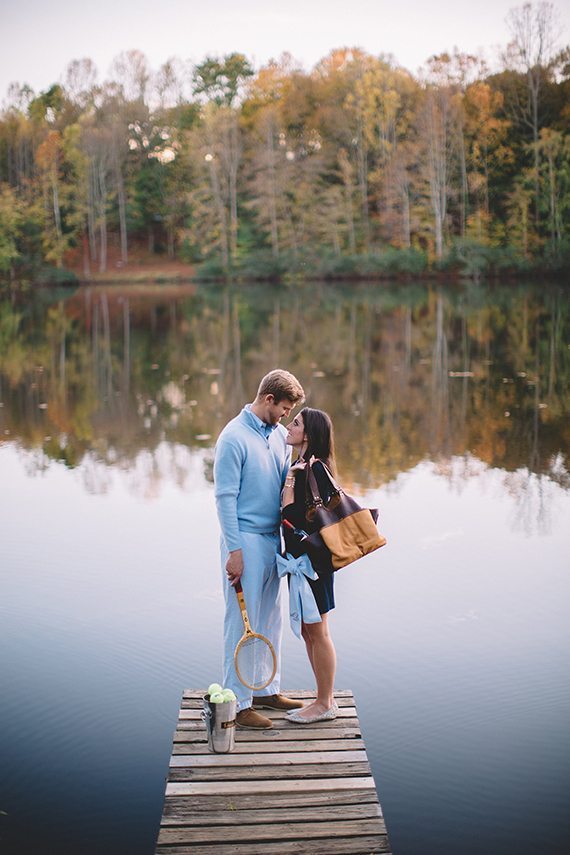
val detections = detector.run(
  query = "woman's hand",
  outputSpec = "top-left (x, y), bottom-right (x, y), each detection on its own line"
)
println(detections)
top-left (291, 454), bottom-right (315, 471)
top-left (290, 455), bottom-right (309, 472)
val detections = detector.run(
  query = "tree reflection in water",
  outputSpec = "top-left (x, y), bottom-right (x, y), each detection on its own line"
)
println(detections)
top-left (0, 281), bottom-right (568, 531)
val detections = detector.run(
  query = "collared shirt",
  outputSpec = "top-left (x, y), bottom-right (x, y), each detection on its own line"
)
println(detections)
top-left (244, 403), bottom-right (277, 441)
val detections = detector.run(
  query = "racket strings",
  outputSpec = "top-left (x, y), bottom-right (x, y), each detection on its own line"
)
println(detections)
top-left (235, 634), bottom-right (275, 690)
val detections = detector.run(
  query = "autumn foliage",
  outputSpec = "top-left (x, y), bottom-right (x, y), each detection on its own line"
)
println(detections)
top-left (0, 4), bottom-right (569, 282)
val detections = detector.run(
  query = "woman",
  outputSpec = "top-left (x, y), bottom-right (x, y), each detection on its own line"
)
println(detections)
top-left (281, 407), bottom-right (338, 724)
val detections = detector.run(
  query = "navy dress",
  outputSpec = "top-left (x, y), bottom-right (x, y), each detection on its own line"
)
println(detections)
top-left (282, 460), bottom-right (335, 615)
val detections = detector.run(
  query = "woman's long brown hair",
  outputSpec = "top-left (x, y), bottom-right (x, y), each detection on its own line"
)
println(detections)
top-left (299, 407), bottom-right (336, 474)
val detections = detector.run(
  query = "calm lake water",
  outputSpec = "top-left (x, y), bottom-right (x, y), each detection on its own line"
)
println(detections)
top-left (1, 280), bottom-right (569, 855)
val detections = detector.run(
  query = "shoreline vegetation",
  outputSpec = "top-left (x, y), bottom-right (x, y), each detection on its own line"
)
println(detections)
top-left (1, 2), bottom-right (569, 289)
top-left (28, 245), bottom-right (569, 287)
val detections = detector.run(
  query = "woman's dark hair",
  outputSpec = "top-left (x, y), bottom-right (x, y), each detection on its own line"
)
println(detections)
top-left (299, 407), bottom-right (336, 473)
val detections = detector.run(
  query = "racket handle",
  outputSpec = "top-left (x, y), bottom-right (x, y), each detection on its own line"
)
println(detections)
top-left (282, 518), bottom-right (309, 540)
top-left (234, 580), bottom-right (250, 632)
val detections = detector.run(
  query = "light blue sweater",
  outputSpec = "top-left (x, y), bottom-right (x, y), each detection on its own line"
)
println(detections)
top-left (214, 405), bottom-right (291, 551)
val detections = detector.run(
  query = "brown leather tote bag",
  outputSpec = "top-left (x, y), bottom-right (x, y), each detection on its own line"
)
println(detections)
top-left (303, 460), bottom-right (386, 571)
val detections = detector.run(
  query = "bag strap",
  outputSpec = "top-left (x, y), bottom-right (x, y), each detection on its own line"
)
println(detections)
top-left (306, 459), bottom-right (342, 505)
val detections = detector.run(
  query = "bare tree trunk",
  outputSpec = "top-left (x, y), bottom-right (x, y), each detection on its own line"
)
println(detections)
top-left (483, 144), bottom-right (490, 216)
top-left (82, 230), bottom-right (91, 278)
top-left (457, 125), bottom-right (468, 237)
top-left (115, 153), bottom-right (128, 264)
top-left (331, 221), bottom-right (341, 256)
top-left (272, 299), bottom-right (280, 364)
top-left (88, 166), bottom-right (97, 263)
top-left (229, 115), bottom-right (239, 262)
top-left (521, 200), bottom-right (528, 257)
top-left (98, 161), bottom-right (107, 273)
top-left (267, 122), bottom-right (279, 258)
top-left (208, 158), bottom-right (229, 268)
top-left (531, 74), bottom-right (540, 227)
top-left (356, 116), bottom-right (370, 251)
top-left (402, 185), bottom-right (411, 248)
top-left (346, 185), bottom-right (356, 254)
top-left (51, 166), bottom-right (63, 267)
top-left (339, 148), bottom-right (357, 253)
top-left (424, 89), bottom-right (450, 259)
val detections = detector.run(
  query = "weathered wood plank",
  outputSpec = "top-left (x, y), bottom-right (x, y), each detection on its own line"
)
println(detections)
top-left (182, 689), bottom-right (354, 700)
top-left (156, 835), bottom-right (391, 854)
top-left (166, 776), bottom-right (376, 797)
top-left (172, 738), bottom-right (366, 754)
top-left (161, 789), bottom-right (380, 814)
top-left (179, 706), bottom-right (358, 721)
top-left (174, 726), bottom-right (362, 742)
top-left (177, 717), bottom-right (360, 730)
top-left (168, 761), bottom-right (371, 782)
top-left (157, 817), bottom-right (386, 845)
top-left (181, 696), bottom-right (356, 709)
top-left (160, 801), bottom-right (382, 826)
top-left (170, 750), bottom-right (367, 767)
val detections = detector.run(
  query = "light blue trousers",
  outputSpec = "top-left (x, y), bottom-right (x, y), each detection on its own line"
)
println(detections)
top-left (221, 531), bottom-right (283, 712)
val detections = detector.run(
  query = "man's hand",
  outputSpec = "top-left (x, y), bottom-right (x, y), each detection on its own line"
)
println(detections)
top-left (226, 549), bottom-right (244, 587)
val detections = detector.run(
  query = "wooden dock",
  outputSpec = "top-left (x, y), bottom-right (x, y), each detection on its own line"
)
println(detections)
top-left (155, 690), bottom-right (391, 854)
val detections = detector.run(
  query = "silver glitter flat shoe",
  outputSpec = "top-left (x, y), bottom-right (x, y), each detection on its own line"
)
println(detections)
top-left (286, 700), bottom-right (338, 717)
top-left (286, 704), bottom-right (338, 724)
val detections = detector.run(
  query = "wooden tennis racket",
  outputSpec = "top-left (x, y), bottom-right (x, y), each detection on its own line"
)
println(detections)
top-left (233, 580), bottom-right (277, 691)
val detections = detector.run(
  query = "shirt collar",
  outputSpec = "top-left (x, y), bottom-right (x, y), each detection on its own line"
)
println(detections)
top-left (244, 403), bottom-right (277, 438)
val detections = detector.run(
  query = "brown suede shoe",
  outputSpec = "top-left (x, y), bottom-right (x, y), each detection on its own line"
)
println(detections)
top-left (252, 694), bottom-right (304, 712)
top-left (236, 708), bottom-right (273, 730)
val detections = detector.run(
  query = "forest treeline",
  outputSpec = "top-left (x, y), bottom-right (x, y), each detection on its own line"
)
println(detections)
top-left (0, 2), bottom-right (569, 284)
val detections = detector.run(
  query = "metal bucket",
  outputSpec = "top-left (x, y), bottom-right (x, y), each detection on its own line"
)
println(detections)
top-left (201, 695), bottom-right (237, 753)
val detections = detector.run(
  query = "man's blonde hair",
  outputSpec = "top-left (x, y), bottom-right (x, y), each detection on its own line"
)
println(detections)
top-left (256, 369), bottom-right (305, 405)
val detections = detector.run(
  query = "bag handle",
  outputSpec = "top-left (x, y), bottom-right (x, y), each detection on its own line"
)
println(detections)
top-left (305, 459), bottom-right (342, 506)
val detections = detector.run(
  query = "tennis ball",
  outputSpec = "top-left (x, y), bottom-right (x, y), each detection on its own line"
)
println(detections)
top-left (209, 692), bottom-right (225, 704)
top-left (221, 689), bottom-right (236, 701)
top-left (207, 683), bottom-right (223, 696)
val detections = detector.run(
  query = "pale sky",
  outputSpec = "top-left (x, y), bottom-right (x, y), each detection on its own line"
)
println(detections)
top-left (1, 0), bottom-right (568, 102)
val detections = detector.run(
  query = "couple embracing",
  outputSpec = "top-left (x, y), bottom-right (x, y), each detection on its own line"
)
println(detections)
top-left (213, 369), bottom-right (338, 729)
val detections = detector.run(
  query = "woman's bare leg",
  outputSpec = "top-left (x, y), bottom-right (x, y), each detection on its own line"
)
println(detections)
top-left (301, 622), bottom-right (316, 675)
top-left (296, 614), bottom-right (336, 718)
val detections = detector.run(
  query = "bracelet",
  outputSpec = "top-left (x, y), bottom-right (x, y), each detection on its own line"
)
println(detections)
top-left (284, 478), bottom-right (295, 487)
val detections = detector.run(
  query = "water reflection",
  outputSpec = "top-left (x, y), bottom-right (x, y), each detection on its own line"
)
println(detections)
top-left (1, 281), bottom-right (569, 855)
top-left (1, 281), bottom-right (568, 509)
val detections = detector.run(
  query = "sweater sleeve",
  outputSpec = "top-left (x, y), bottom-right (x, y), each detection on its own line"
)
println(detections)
top-left (281, 442), bottom-right (292, 487)
top-left (213, 436), bottom-right (244, 551)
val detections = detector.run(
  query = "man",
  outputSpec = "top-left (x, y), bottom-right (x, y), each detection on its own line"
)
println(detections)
top-left (214, 369), bottom-right (305, 729)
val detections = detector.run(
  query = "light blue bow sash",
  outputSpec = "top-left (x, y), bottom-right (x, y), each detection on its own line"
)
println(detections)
top-left (276, 552), bottom-right (322, 638)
